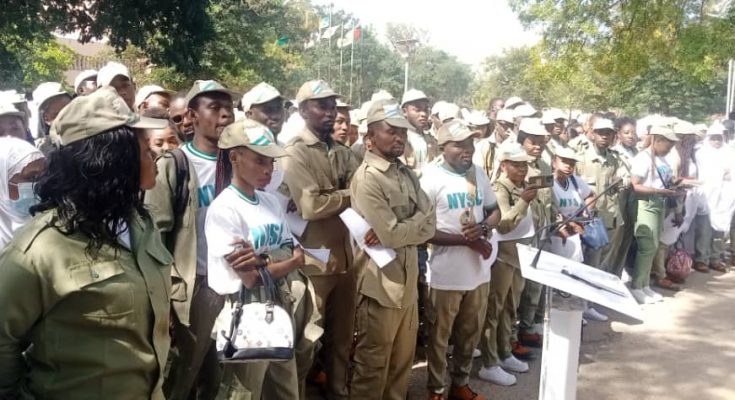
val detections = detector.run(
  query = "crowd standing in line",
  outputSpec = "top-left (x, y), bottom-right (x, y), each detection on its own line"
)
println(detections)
top-left (1, 59), bottom-right (734, 400)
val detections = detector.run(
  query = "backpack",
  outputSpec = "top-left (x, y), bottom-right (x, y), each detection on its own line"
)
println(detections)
top-left (169, 148), bottom-right (190, 219)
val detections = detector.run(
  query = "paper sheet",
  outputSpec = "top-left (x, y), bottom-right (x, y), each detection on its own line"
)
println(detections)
top-left (517, 243), bottom-right (643, 321)
top-left (481, 229), bottom-right (500, 269)
top-left (339, 208), bottom-right (396, 268)
top-left (272, 191), bottom-right (309, 237)
top-left (292, 237), bottom-right (330, 264)
top-left (495, 211), bottom-right (535, 242)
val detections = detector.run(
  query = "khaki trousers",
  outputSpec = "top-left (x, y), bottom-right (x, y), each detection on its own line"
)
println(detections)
top-left (351, 296), bottom-right (418, 400)
top-left (426, 283), bottom-right (489, 392)
top-left (309, 269), bottom-right (358, 399)
top-left (479, 261), bottom-right (524, 367)
top-left (165, 275), bottom-right (225, 400)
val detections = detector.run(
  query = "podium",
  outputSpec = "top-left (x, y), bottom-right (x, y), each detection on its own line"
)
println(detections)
top-left (517, 244), bottom-right (644, 400)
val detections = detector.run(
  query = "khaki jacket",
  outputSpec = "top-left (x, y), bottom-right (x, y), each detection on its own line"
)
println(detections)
top-left (494, 176), bottom-right (534, 268)
top-left (0, 211), bottom-right (172, 400)
top-left (576, 146), bottom-right (625, 229)
top-left (282, 128), bottom-right (359, 275)
top-left (144, 152), bottom-right (199, 325)
top-left (527, 158), bottom-right (553, 231)
top-left (351, 151), bottom-right (436, 309)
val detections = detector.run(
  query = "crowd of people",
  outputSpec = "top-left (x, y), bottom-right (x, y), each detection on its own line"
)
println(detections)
top-left (0, 59), bottom-right (734, 400)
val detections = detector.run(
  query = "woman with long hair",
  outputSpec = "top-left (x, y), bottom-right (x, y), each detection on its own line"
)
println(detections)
top-left (0, 86), bottom-right (172, 399)
top-left (206, 119), bottom-right (308, 399)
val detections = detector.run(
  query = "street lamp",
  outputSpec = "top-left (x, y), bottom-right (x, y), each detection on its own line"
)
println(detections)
top-left (393, 38), bottom-right (419, 93)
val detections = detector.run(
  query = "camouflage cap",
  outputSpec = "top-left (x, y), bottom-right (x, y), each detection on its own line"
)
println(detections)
top-left (218, 119), bottom-right (287, 158)
top-left (241, 82), bottom-right (283, 111)
top-left (437, 119), bottom-right (476, 145)
top-left (52, 86), bottom-right (167, 145)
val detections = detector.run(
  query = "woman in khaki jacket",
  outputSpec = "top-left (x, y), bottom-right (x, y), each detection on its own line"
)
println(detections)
top-left (0, 87), bottom-right (173, 400)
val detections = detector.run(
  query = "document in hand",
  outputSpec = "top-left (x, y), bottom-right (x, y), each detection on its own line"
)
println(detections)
top-left (517, 244), bottom-right (643, 322)
top-left (339, 208), bottom-right (397, 268)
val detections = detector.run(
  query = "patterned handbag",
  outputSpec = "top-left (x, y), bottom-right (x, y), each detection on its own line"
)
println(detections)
top-left (666, 243), bottom-right (692, 282)
top-left (216, 267), bottom-right (294, 363)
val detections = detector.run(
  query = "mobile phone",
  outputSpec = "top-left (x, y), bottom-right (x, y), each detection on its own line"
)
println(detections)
top-left (528, 175), bottom-right (553, 189)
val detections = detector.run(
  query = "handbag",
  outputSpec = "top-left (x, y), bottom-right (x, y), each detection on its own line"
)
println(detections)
top-left (215, 267), bottom-right (294, 363)
top-left (568, 177), bottom-right (610, 250)
top-left (666, 243), bottom-right (692, 282)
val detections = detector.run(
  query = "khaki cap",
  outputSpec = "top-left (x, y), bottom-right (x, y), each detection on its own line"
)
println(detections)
top-left (134, 85), bottom-right (175, 109)
top-left (336, 99), bottom-right (351, 108)
top-left (554, 146), bottom-right (581, 162)
top-left (650, 125), bottom-right (679, 141)
top-left (466, 110), bottom-right (491, 126)
top-left (52, 86), bottom-right (168, 145)
top-left (514, 103), bottom-right (538, 118)
top-left (366, 99), bottom-right (413, 130)
top-left (498, 141), bottom-right (534, 162)
top-left (437, 120), bottom-right (475, 145)
top-left (74, 69), bottom-right (98, 92)
top-left (518, 118), bottom-right (548, 136)
top-left (186, 79), bottom-right (237, 107)
top-left (673, 121), bottom-right (696, 135)
top-left (505, 96), bottom-right (524, 109)
top-left (0, 102), bottom-right (25, 119)
top-left (242, 82), bottom-right (283, 111)
top-left (401, 89), bottom-right (428, 106)
top-left (371, 90), bottom-right (394, 102)
top-left (33, 82), bottom-right (70, 109)
top-left (295, 80), bottom-right (339, 103)
top-left (438, 102), bottom-right (461, 123)
top-left (218, 119), bottom-right (287, 158)
top-left (542, 108), bottom-right (567, 124)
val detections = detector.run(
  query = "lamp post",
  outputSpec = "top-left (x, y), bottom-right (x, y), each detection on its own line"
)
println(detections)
top-left (393, 38), bottom-right (419, 93)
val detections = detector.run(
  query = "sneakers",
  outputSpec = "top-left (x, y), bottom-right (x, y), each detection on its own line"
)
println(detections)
top-left (518, 332), bottom-right (543, 348)
top-left (448, 385), bottom-right (487, 400)
top-left (631, 288), bottom-right (654, 304)
top-left (478, 365), bottom-right (517, 386)
top-left (643, 286), bottom-right (663, 302)
top-left (500, 355), bottom-right (529, 373)
top-left (583, 306), bottom-right (609, 322)
top-left (446, 345), bottom-right (481, 358)
top-left (511, 341), bottom-right (535, 360)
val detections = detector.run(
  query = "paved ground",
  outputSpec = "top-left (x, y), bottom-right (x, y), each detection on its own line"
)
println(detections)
top-left (405, 269), bottom-right (735, 399)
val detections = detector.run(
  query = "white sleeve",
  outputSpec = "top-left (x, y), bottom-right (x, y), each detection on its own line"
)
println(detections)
top-left (576, 175), bottom-right (593, 198)
top-left (630, 152), bottom-right (650, 180)
top-left (205, 202), bottom-right (246, 295)
top-left (419, 168), bottom-right (439, 205)
top-left (478, 168), bottom-right (497, 208)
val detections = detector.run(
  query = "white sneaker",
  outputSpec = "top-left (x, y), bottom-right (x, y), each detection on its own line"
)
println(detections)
top-left (582, 318), bottom-right (588, 326)
top-left (500, 355), bottom-right (529, 373)
top-left (446, 345), bottom-right (481, 358)
top-left (643, 286), bottom-right (663, 302)
top-left (631, 288), bottom-right (654, 304)
top-left (621, 269), bottom-right (632, 283)
top-left (478, 365), bottom-right (517, 386)
top-left (583, 307), bottom-right (609, 322)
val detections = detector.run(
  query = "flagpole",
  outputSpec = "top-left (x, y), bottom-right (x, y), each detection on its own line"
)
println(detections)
top-left (328, 3), bottom-right (333, 82)
top-left (349, 28), bottom-right (355, 103)
top-left (340, 21), bottom-right (344, 89)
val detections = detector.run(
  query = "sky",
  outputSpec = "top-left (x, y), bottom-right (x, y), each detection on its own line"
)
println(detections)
top-left (312, 0), bottom-right (539, 68)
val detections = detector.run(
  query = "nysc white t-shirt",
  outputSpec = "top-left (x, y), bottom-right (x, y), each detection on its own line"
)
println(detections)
top-left (420, 164), bottom-right (497, 291)
top-left (182, 142), bottom-right (218, 275)
top-left (205, 186), bottom-right (294, 295)
top-left (552, 175), bottom-right (592, 218)
top-left (631, 149), bottom-right (673, 190)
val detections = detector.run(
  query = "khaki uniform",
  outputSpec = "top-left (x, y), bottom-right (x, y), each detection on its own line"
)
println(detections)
top-left (479, 176), bottom-right (532, 367)
top-left (0, 210), bottom-right (172, 400)
top-left (576, 146), bottom-right (626, 272)
top-left (350, 151), bottom-right (436, 400)
top-left (281, 127), bottom-right (359, 398)
top-left (568, 133), bottom-right (592, 153)
top-left (146, 152), bottom-right (224, 400)
top-left (517, 158), bottom-right (553, 334)
top-left (612, 144), bottom-right (638, 276)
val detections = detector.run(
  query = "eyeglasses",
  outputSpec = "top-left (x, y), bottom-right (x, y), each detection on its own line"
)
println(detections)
top-left (170, 114), bottom-right (184, 124)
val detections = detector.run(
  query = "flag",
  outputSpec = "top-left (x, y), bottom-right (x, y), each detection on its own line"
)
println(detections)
top-left (320, 16), bottom-right (331, 29)
top-left (353, 26), bottom-right (362, 41)
top-left (276, 36), bottom-right (289, 47)
top-left (321, 26), bottom-right (339, 40)
top-left (337, 35), bottom-right (352, 48)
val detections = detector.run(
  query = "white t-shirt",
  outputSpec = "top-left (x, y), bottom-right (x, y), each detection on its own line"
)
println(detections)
top-left (182, 142), bottom-right (217, 275)
top-left (408, 129), bottom-right (429, 170)
top-left (631, 149), bottom-right (673, 190)
top-left (420, 164), bottom-right (497, 291)
top-left (552, 175), bottom-right (592, 218)
top-left (205, 186), bottom-right (294, 295)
